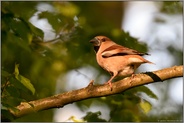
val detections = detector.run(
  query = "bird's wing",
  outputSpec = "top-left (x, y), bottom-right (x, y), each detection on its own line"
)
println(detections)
top-left (101, 44), bottom-right (149, 58)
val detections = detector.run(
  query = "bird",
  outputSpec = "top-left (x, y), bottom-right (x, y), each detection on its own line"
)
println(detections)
top-left (89, 35), bottom-right (154, 90)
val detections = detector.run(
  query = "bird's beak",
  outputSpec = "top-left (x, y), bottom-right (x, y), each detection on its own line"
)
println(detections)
top-left (89, 38), bottom-right (100, 46)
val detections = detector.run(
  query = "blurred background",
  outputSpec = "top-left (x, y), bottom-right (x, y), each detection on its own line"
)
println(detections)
top-left (1, 1), bottom-right (183, 122)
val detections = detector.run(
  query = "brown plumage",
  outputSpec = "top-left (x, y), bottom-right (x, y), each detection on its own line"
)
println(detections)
top-left (90, 36), bottom-right (153, 90)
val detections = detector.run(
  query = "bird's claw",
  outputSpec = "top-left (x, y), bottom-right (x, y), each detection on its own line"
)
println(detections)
top-left (105, 81), bottom-right (113, 91)
top-left (87, 80), bottom-right (94, 87)
top-left (131, 73), bottom-right (135, 78)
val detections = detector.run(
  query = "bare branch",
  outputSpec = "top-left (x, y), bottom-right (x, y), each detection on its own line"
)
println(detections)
top-left (9, 65), bottom-right (183, 118)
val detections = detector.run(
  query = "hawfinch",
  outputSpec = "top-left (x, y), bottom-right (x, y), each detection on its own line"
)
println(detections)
top-left (90, 36), bottom-right (153, 90)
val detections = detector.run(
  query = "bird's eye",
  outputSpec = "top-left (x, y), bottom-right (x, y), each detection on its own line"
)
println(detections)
top-left (101, 38), bottom-right (106, 42)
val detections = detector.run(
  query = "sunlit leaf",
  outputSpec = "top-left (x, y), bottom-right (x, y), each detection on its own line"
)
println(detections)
top-left (14, 64), bottom-right (35, 95)
top-left (14, 64), bottom-right (19, 77)
top-left (54, 2), bottom-right (79, 18)
top-left (9, 77), bottom-right (32, 94)
top-left (15, 75), bottom-right (35, 95)
top-left (139, 99), bottom-right (152, 114)
top-left (68, 116), bottom-right (86, 122)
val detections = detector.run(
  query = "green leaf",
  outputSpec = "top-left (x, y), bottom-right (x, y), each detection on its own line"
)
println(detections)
top-left (1, 109), bottom-right (15, 122)
top-left (110, 109), bottom-right (139, 122)
top-left (6, 85), bottom-right (20, 97)
top-left (2, 95), bottom-right (25, 107)
top-left (14, 64), bottom-right (35, 95)
top-left (15, 75), bottom-right (35, 95)
top-left (76, 98), bottom-right (94, 110)
top-left (1, 70), bottom-right (12, 85)
top-left (124, 86), bottom-right (158, 100)
top-left (69, 116), bottom-right (86, 122)
top-left (138, 86), bottom-right (158, 100)
top-left (54, 2), bottom-right (79, 18)
top-left (14, 64), bottom-right (19, 77)
top-left (28, 22), bottom-right (44, 39)
top-left (139, 99), bottom-right (152, 114)
top-left (83, 111), bottom-right (107, 122)
top-left (1, 70), bottom-right (11, 77)
top-left (9, 77), bottom-right (32, 94)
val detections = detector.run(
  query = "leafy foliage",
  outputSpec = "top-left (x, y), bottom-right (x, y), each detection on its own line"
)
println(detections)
top-left (160, 1), bottom-right (183, 14)
top-left (83, 111), bottom-right (107, 122)
top-left (139, 99), bottom-right (152, 114)
top-left (1, 1), bottom-right (182, 122)
top-left (14, 64), bottom-right (35, 95)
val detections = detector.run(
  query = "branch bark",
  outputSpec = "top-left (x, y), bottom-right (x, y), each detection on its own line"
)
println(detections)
top-left (9, 65), bottom-right (183, 119)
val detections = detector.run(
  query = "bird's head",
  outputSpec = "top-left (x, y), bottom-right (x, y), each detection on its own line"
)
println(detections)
top-left (89, 36), bottom-right (110, 46)
top-left (89, 36), bottom-right (113, 53)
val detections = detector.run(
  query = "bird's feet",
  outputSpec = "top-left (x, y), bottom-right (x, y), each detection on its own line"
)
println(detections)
top-left (131, 73), bottom-right (135, 78)
top-left (105, 81), bottom-right (113, 91)
top-left (129, 73), bottom-right (136, 85)
top-left (87, 80), bottom-right (94, 87)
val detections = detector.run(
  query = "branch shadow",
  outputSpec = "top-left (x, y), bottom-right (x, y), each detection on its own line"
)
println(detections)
top-left (144, 72), bottom-right (163, 82)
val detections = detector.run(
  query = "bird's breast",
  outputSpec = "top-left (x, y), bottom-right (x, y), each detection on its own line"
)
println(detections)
top-left (96, 54), bottom-right (143, 77)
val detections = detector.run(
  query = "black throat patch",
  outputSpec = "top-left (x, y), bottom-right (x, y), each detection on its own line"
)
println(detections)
top-left (94, 46), bottom-right (99, 53)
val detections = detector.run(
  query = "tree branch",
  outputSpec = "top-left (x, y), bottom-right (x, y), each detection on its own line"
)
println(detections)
top-left (9, 65), bottom-right (183, 119)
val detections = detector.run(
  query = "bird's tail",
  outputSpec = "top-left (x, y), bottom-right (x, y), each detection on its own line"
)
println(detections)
top-left (145, 59), bottom-right (155, 65)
